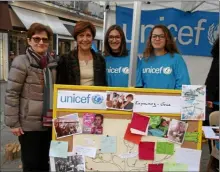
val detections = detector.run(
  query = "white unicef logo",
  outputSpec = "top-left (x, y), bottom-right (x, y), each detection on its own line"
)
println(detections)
top-left (122, 67), bottom-right (129, 74)
top-left (208, 23), bottom-right (219, 45)
top-left (163, 67), bottom-right (172, 75)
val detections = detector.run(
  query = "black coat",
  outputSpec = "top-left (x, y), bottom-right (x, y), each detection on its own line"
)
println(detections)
top-left (56, 49), bottom-right (107, 86)
top-left (205, 38), bottom-right (219, 111)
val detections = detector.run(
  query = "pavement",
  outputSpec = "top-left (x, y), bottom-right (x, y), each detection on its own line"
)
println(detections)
top-left (0, 81), bottom-right (22, 171)
top-left (0, 81), bottom-right (212, 171)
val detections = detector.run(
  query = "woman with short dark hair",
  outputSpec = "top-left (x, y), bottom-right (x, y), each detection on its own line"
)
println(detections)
top-left (4, 22), bottom-right (57, 171)
top-left (56, 21), bottom-right (106, 86)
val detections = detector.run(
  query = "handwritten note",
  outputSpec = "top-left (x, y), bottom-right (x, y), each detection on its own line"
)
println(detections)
top-left (181, 85), bottom-right (206, 120)
top-left (118, 152), bottom-right (138, 159)
top-left (133, 95), bottom-right (181, 113)
top-left (164, 162), bottom-right (188, 171)
top-left (156, 142), bottom-right (174, 155)
top-left (49, 140), bottom-right (68, 158)
top-left (100, 136), bottom-right (117, 153)
top-left (74, 145), bottom-right (97, 158)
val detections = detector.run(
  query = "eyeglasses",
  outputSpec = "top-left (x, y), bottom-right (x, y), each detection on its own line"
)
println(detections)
top-left (31, 37), bottom-right (49, 44)
top-left (108, 35), bottom-right (121, 41)
top-left (152, 34), bottom-right (165, 40)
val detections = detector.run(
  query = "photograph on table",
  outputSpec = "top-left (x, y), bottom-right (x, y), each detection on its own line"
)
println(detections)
top-left (50, 153), bottom-right (85, 172)
top-left (53, 113), bottom-right (82, 139)
top-left (148, 116), bottom-right (171, 138)
top-left (82, 113), bottom-right (104, 134)
top-left (202, 126), bottom-right (219, 140)
top-left (106, 91), bottom-right (135, 111)
top-left (167, 119), bottom-right (188, 144)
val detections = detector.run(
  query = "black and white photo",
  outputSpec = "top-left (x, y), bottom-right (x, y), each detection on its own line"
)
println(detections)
top-left (50, 153), bottom-right (85, 172)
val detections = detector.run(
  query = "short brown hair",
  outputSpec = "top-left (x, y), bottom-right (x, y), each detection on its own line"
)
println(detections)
top-left (27, 23), bottom-right (53, 40)
top-left (126, 94), bottom-right (133, 100)
top-left (104, 25), bottom-right (128, 57)
top-left (143, 24), bottom-right (179, 58)
top-left (73, 21), bottom-right (96, 40)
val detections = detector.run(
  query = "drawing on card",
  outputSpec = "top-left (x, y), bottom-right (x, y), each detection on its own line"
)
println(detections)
top-left (181, 85), bottom-right (206, 120)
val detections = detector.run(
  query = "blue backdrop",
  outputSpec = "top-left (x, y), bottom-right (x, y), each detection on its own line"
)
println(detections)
top-left (116, 6), bottom-right (219, 57)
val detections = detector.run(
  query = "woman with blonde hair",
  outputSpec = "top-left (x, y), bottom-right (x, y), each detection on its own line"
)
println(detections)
top-left (136, 25), bottom-right (190, 89)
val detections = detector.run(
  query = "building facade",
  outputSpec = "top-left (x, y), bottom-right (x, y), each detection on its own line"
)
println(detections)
top-left (0, 1), bottom-right (104, 81)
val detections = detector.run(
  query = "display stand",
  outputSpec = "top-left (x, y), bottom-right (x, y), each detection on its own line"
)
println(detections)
top-left (52, 84), bottom-right (202, 171)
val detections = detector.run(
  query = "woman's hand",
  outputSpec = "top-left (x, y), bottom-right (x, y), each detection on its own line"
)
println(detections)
top-left (10, 127), bottom-right (24, 136)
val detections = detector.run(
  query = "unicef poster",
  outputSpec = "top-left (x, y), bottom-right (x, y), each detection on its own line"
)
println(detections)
top-left (116, 6), bottom-right (219, 57)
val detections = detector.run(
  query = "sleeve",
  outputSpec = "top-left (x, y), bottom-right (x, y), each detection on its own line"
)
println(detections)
top-left (173, 54), bottom-right (191, 89)
top-left (4, 56), bottom-right (27, 128)
top-left (102, 57), bottom-right (107, 86)
top-left (56, 54), bottom-right (68, 84)
top-left (98, 53), bottom-right (107, 86)
top-left (135, 57), bottom-right (143, 88)
top-left (205, 57), bottom-right (219, 101)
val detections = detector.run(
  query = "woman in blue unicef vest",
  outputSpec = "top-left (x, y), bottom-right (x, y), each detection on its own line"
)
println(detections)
top-left (136, 25), bottom-right (190, 89)
top-left (104, 25), bottom-right (130, 87)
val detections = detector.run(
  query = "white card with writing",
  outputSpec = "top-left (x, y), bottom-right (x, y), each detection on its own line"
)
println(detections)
top-left (73, 145), bottom-right (97, 158)
top-left (133, 95), bottom-right (181, 113)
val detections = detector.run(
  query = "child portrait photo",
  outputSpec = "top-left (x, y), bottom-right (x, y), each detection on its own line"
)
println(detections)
top-left (167, 119), bottom-right (188, 144)
top-left (106, 91), bottom-right (135, 111)
top-left (83, 113), bottom-right (104, 134)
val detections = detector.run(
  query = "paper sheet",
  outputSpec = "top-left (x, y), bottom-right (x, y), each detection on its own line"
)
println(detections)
top-left (124, 123), bottom-right (142, 144)
top-left (100, 136), bottom-right (117, 153)
top-left (175, 148), bottom-right (202, 171)
top-left (73, 145), bottom-right (97, 158)
top-left (148, 164), bottom-right (163, 172)
top-left (130, 113), bottom-right (150, 135)
top-left (164, 162), bottom-right (188, 171)
top-left (49, 140), bottom-right (68, 158)
top-left (138, 142), bottom-right (155, 160)
top-left (156, 142), bottom-right (174, 155)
